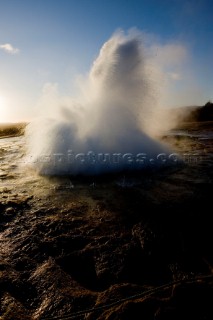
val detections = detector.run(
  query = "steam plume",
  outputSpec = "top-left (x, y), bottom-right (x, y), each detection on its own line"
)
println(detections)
top-left (26, 30), bottom-right (169, 175)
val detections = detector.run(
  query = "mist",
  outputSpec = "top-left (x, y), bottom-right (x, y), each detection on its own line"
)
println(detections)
top-left (26, 30), bottom-right (181, 175)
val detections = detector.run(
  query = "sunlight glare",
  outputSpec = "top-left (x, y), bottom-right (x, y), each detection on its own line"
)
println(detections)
top-left (0, 95), bottom-right (9, 122)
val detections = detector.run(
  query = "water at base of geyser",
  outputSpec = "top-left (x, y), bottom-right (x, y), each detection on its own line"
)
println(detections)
top-left (26, 30), bottom-right (172, 176)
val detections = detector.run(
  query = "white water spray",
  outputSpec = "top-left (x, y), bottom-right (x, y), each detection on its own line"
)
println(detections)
top-left (26, 30), bottom-right (169, 175)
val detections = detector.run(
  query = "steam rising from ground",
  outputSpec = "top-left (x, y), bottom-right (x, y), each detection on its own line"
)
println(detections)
top-left (26, 30), bottom-right (178, 175)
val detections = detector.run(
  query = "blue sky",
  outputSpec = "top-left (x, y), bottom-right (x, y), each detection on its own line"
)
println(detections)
top-left (0, 0), bottom-right (212, 122)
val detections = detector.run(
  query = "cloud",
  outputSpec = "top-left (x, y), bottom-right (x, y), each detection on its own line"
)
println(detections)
top-left (0, 43), bottom-right (20, 54)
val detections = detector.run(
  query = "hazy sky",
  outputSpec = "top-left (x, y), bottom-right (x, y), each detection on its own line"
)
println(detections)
top-left (0, 0), bottom-right (212, 122)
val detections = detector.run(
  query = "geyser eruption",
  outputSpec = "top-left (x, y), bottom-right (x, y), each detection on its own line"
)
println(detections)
top-left (26, 31), bottom-right (169, 175)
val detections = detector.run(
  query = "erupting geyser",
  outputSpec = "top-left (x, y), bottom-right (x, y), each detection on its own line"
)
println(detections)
top-left (26, 30), bottom-right (168, 175)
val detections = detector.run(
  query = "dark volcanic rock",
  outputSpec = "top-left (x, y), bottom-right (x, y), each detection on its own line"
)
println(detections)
top-left (0, 121), bottom-right (213, 319)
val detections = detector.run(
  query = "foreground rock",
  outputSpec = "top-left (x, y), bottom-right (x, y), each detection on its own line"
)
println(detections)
top-left (0, 121), bottom-right (213, 319)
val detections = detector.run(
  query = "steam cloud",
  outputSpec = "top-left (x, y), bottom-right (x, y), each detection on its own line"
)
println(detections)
top-left (26, 30), bottom-right (171, 175)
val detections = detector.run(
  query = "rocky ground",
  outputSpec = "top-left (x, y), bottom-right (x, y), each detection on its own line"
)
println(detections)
top-left (0, 123), bottom-right (26, 140)
top-left (0, 122), bottom-right (213, 319)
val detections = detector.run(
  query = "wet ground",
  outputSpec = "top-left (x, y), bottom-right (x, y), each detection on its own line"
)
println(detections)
top-left (0, 122), bottom-right (213, 319)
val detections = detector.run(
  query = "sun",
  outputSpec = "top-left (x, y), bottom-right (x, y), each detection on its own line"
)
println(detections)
top-left (0, 95), bottom-right (5, 105)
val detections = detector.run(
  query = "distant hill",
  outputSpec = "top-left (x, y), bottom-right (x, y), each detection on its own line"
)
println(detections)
top-left (183, 101), bottom-right (213, 122)
top-left (0, 122), bottom-right (27, 138)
